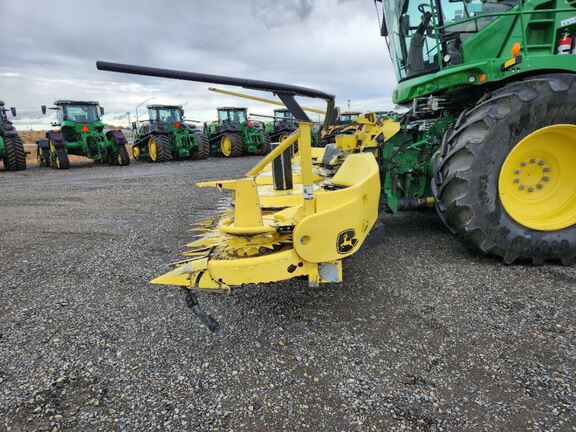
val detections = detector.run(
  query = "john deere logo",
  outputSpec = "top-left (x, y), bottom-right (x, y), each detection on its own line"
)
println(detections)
top-left (337, 229), bottom-right (358, 254)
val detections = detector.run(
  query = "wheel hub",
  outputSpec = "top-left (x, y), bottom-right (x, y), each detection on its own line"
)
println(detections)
top-left (221, 136), bottom-right (232, 156)
top-left (499, 124), bottom-right (576, 231)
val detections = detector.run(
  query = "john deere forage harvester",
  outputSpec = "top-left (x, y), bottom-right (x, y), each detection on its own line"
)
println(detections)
top-left (37, 100), bottom-right (129, 169)
top-left (97, 0), bottom-right (576, 328)
top-left (0, 101), bottom-right (26, 171)
top-left (204, 107), bottom-right (271, 157)
top-left (132, 104), bottom-right (209, 162)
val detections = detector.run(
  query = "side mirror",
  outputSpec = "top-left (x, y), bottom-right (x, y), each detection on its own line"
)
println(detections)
top-left (380, 16), bottom-right (388, 37)
top-left (10, 107), bottom-right (17, 117)
top-left (99, 107), bottom-right (105, 115)
top-left (41, 105), bottom-right (47, 115)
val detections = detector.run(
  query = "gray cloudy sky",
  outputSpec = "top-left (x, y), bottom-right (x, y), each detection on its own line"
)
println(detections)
top-left (0, 0), bottom-right (396, 128)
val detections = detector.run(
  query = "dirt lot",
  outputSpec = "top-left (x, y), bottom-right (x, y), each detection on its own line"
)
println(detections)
top-left (0, 158), bottom-right (575, 431)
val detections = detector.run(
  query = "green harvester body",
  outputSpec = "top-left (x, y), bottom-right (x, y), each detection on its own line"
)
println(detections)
top-left (377, 0), bottom-right (576, 213)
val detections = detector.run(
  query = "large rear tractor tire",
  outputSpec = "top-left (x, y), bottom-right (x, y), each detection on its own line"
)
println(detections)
top-left (257, 134), bottom-right (272, 155)
top-left (434, 73), bottom-right (576, 265)
top-left (191, 133), bottom-right (210, 160)
top-left (148, 134), bottom-right (172, 162)
top-left (219, 133), bottom-right (243, 157)
top-left (50, 141), bottom-right (70, 170)
top-left (3, 135), bottom-right (26, 171)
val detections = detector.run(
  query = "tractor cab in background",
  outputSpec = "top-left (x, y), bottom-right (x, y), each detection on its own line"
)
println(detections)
top-left (148, 104), bottom-right (185, 125)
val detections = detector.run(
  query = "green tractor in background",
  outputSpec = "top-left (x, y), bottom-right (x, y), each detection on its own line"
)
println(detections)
top-left (132, 104), bottom-right (209, 163)
top-left (37, 100), bottom-right (129, 169)
top-left (0, 101), bottom-right (26, 171)
top-left (263, 108), bottom-right (298, 142)
top-left (253, 108), bottom-right (321, 148)
top-left (204, 107), bottom-right (271, 157)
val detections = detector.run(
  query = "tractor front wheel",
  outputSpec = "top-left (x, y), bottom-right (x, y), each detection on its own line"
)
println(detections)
top-left (434, 73), bottom-right (576, 265)
top-left (192, 133), bottom-right (210, 160)
top-left (148, 134), bottom-right (172, 162)
top-left (219, 133), bottom-right (242, 157)
top-left (3, 136), bottom-right (26, 171)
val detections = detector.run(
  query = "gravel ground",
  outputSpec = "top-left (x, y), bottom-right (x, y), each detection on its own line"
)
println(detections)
top-left (1, 157), bottom-right (575, 431)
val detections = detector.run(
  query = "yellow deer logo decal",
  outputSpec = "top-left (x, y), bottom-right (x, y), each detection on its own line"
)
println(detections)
top-left (337, 229), bottom-right (358, 254)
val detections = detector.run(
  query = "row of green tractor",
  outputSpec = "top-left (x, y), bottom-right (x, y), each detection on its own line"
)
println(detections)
top-left (2, 97), bottom-right (361, 171)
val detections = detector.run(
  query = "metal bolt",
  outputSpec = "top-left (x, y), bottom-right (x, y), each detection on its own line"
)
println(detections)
top-left (538, 160), bottom-right (545, 166)
top-left (542, 176), bottom-right (550, 182)
top-left (514, 169), bottom-right (521, 175)
top-left (528, 187), bottom-right (534, 192)
top-left (520, 162), bottom-right (527, 167)
top-left (543, 167), bottom-right (550, 173)
top-left (519, 185), bottom-right (525, 190)
top-left (513, 179), bottom-right (520, 184)
top-left (537, 184), bottom-right (544, 189)
top-left (530, 158), bottom-right (536, 164)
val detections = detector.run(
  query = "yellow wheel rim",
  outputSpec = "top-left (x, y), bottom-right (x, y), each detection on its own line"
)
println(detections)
top-left (133, 146), bottom-right (140, 160)
top-left (499, 124), bottom-right (576, 231)
top-left (221, 135), bottom-right (232, 156)
top-left (278, 133), bottom-right (289, 142)
top-left (117, 154), bottom-right (122, 165)
top-left (149, 138), bottom-right (158, 161)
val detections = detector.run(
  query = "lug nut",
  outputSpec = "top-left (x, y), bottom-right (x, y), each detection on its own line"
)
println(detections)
top-left (538, 160), bottom-right (545, 166)
top-left (520, 162), bottom-right (527, 167)
top-left (543, 176), bottom-right (550, 182)
top-left (519, 185), bottom-right (525, 190)
top-left (514, 169), bottom-right (521, 175)
top-left (537, 184), bottom-right (544, 189)
top-left (530, 158), bottom-right (536, 164)
top-left (543, 167), bottom-right (550, 172)
top-left (528, 187), bottom-right (534, 192)
top-left (513, 179), bottom-right (520, 184)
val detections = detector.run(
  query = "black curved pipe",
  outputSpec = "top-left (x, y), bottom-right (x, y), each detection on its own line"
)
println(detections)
top-left (96, 61), bottom-right (335, 126)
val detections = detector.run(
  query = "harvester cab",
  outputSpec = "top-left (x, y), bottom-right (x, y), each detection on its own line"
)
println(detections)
top-left (0, 100), bottom-right (26, 171)
top-left (204, 107), bottom-right (271, 157)
top-left (132, 104), bottom-right (209, 163)
top-left (36, 100), bottom-right (129, 169)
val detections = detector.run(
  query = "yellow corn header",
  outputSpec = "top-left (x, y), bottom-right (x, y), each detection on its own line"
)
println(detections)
top-left (151, 114), bottom-right (400, 292)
